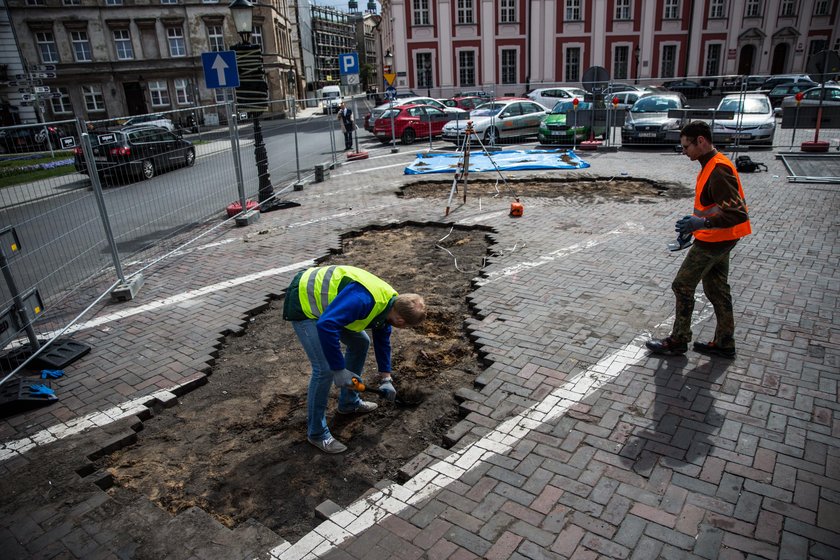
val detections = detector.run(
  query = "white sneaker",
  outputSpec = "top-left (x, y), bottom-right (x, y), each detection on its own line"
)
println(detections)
top-left (337, 400), bottom-right (378, 415)
top-left (307, 435), bottom-right (347, 454)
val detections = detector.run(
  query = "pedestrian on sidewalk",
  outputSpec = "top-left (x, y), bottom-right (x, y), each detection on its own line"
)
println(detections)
top-left (283, 265), bottom-right (426, 454)
top-left (337, 101), bottom-right (354, 151)
top-left (646, 121), bottom-right (752, 359)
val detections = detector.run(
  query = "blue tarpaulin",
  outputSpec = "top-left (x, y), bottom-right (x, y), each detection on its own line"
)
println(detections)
top-left (404, 149), bottom-right (591, 175)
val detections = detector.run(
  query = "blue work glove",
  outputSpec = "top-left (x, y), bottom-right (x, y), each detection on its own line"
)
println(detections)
top-left (29, 384), bottom-right (56, 398)
top-left (333, 369), bottom-right (360, 389)
top-left (40, 369), bottom-right (64, 379)
top-left (378, 379), bottom-right (396, 402)
top-left (675, 215), bottom-right (706, 234)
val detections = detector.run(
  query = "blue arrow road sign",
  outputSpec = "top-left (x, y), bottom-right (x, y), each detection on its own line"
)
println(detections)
top-left (385, 86), bottom-right (397, 100)
top-left (202, 51), bottom-right (239, 89)
top-left (339, 52), bottom-right (359, 76)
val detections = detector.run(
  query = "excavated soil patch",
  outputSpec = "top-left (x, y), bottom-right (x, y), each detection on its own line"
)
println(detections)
top-left (97, 224), bottom-right (493, 543)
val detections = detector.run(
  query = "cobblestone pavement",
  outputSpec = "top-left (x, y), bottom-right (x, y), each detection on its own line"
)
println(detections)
top-left (0, 140), bottom-right (838, 559)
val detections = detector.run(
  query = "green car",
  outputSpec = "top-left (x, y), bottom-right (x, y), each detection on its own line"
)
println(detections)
top-left (538, 100), bottom-right (606, 144)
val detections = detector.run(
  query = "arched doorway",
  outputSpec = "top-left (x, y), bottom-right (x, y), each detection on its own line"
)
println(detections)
top-left (738, 45), bottom-right (755, 74)
top-left (771, 44), bottom-right (789, 74)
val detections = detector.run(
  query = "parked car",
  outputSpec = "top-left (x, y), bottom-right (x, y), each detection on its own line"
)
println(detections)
top-left (373, 104), bottom-right (451, 145)
top-left (662, 79), bottom-right (712, 98)
top-left (761, 74), bottom-right (815, 91)
top-left (454, 90), bottom-right (492, 98)
top-left (441, 98), bottom-right (548, 145)
top-left (439, 96), bottom-right (484, 111)
top-left (721, 75), bottom-right (770, 92)
top-left (621, 93), bottom-right (689, 145)
top-left (779, 85), bottom-right (840, 112)
top-left (74, 125), bottom-right (195, 184)
top-left (527, 87), bottom-right (588, 110)
top-left (767, 82), bottom-right (818, 107)
top-left (0, 124), bottom-right (67, 154)
top-left (364, 97), bottom-right (465, 131)
top-left (609, 90), bottom-right (644, 110)
top-left (537, 100), bottom-right (605, 144)
top-left (121, 113), bottom-right (177, 132)
top-left (601, 83), bottom-right (643, 96)
top-left (711, 94), bottom-right (776, 146)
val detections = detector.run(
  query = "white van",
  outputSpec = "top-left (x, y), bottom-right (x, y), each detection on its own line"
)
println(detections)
top-left (320, 85), bottom-right (342, 114)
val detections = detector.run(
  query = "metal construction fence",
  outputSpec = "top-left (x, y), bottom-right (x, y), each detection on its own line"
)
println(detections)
top-left (1, 83), bottom-right (838, 381)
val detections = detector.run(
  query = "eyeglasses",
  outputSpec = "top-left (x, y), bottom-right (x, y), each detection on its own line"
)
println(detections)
top-left (680, 140), bottom-right (696, 152)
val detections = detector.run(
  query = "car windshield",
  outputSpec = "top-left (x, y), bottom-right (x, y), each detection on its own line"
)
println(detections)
top-left (552, 101), bottom-right (590, 113)
top-left (470, 103), bottom-right (505, 116)
top-left (631, 97), bottom-right (680, 113)
top-left (769, 86), bottom-right (791, 95)
top-left (718, 98), bottom-right (769, 114)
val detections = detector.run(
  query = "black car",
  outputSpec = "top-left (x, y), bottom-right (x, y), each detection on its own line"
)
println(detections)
top-left (74, 125), bottom-right (195, 184)
top-left (767, 81), bottom-right (818, 107)
top-left (662, 79), bottom-right (713, 98)
top-left (0, 124), bottom-right (67, 154)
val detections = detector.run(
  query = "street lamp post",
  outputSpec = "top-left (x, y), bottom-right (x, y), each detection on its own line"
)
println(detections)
top-left (287, 69), bottom-right (302, 185)
top-left (634, 46), bottom-right (641, 85)
top-left (230, 0), bottom-right (278, 211)
top-left (384, 49), bottom-right (398, 153)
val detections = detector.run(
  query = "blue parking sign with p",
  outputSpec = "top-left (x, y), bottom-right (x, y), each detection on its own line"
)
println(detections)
top-left (339, 53), bottom-right (359, 76)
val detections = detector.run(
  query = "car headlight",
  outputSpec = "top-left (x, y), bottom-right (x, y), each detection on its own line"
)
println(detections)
top-left (539, 122), bottom-right (548, 130)
top-left (759, 123), bottom-right (775, 130)
top-left (662, 120), bottom-right (680, 130)
top-left (712, 123), bottom-right (725, 131)
top-left (622, 122), bottom-right (634, 131)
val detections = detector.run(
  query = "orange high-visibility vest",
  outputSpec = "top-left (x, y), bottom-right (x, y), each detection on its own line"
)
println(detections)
top-left (693, 152), bottom-right (752, 242)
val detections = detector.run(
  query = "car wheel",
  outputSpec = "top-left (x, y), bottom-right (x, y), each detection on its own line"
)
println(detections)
top-left (185, 148), bottom-right (196, 167)
top-left (401, 128), bottom-right (416, 145)
top-left (141, 159), bottom-right (155, 180)
top-left (483, 127), bottom-right (498, 145)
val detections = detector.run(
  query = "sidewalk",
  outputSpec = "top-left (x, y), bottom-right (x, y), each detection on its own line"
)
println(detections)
top-left (0, 143), bottom-right (838, 559)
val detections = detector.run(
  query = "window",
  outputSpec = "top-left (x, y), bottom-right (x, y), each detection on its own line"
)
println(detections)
top-left (745, 0), bottom-right (761, 17)
top-left (662, 45), bottom-right (677, 78)
top-left (25, 0), bottom-right (45, 5)
top-left (62, 0), bottom-right (80, 4)
top-left (664, 0), bottom-right (680, 19)
top-left (501, 49), bottom-right (516, 84)
top-left (174, 79), bottom-right (193, 104)
top-left (814, 0), bottom-right (828, 16)
top-left (105, 0), bottom-right (123, 4)
top-left (613, 46), bottom-right (629, 80)
top-left (500, 0), bottom-right (516, 23)
top-left (709, 0), bottom-right (725, 18)
top-left (149, 80), bottom-right (171, 106)
top-left (167, 27), bottom-right (186, 57)
top-left (413, 0), bottom-right (431, 25)
top-left (252, 25), bottom-right (263, 49)
top-left (705, 44), bottom-right (721, 76)
top-left (565, 0), bottom-right (581, 21)
top-left (458, 50), bottom-right (475, 86)
top-left (83, 85), bottom-right (105, 112)
top-left (202, 0), bottom-right (219, 3)
top-left (113, 29), bottom-right (134, 60)
top-left (565, 47), bottom-right (580, 81)
top-left (36, 32), bottom-right (59, 63)
top-left (50, 87), bottom-right (72, 114)
top-left (161, 0), bottom-right (177, 3)
top-left (215, 89), bottom-right (233, 103)
top-left (71, 31), bottom-right (92, 62)
top-left (779, 0), bottom-right (795, 16)
top-left (416, 52), bottom-right (433, 88)
top-left (457, 0), bottom-right (474, 24)
top-left (207, 25), bottom-right (225, 52)
top-left (615, 0), bottom-right (630, 20)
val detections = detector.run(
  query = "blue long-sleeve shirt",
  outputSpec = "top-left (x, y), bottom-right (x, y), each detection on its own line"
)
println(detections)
top-left (316, 283), bottom-right (393, 373)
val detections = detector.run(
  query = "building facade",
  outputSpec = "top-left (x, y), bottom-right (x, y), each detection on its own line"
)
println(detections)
top-left (2, 0), bottom-right (298, 124)
top-left (380, 0), bottom-right (839, 96)
top-left (311, 5), bottom-right (356, 89)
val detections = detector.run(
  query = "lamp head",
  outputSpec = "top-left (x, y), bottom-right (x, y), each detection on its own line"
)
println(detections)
top-left (229, 0), bottom-right (254, 43)
top-left (384, 49), bottom-right (393, 67)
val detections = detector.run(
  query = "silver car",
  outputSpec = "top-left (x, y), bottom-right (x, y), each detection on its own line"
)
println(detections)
top-left (621, 93), bottom-right (688, 144)
top-left (441, 98), bottom-right (548, 144)
top-left (712, 94), bottom-right (776, 146)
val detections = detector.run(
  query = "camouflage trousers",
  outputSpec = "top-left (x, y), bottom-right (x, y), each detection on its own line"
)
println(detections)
top-left (670, 242), bottom-right (736, 348)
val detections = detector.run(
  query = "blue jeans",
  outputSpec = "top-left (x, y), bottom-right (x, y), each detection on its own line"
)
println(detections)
top-left (291, 320), bottom-right (369, 441)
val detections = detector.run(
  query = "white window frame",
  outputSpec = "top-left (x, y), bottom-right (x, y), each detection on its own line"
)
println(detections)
top-left (207, 24), bottom-right (225, 52)
top-left (500, 48), bottom-right (517, 84)
top-left (613, 45), bottom-right (629, 80)
top-left (25, 0), bottom-right (45, 5)
top-left (167, 27), bottom-right (186, 57)
top-left (416, 52), bottom-right (433, 88)
top-left (161, 0), bottom-right (177, 4)
top-left (615, 0), bottom-right (631, 20)
top-left (500, 0), bottom-right (517, 23)
top-left (149, 80), bottom-right (171, 107)
top-left (105, 0), bottom-right (123, 5)
top-left (251, 25), bottom-right (263, 49)
top-left (565, 0), bottom-right (581, 21)
top-left (113, 29), bottom-right (134, 60)
top-left (565, 46), bottom-right (581, 82)
top-left (83, 85), bottom-right (105, 112)
top-left (62, 0), bottom-right (80, 5)
top-left (709, 0), bottom-right (725, 18)
top-left (705, 43), bottom-right (722, 76)
top-left (36, 32), bottom-right (59, 63)
top-left (457, 0), bottom-right (474, 25)
top-left (174, 79), bottom-right (193, 105)
top-left (661, 44), bottom-right (677, 78)
top-left (50, 87), bottom-right (72, 114)
top-left (413, 0), bottom-right (431, 26)
top-left (814, 0), bottom-right (828, 16)
top-left (745, 0), bottom-right (761, 17)
top-left (779, 0), bottom-right (795, 16)
top-left (664, 0), bottom-right (680, 20)
top-left (458, 50), bottom-right (476, 87)
top-left (71, 31), bottom-right (92, 62)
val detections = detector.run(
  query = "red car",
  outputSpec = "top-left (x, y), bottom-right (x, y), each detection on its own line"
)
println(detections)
top-left (373, 104), bottom-right (454, 145)
top-left (440, 96), bottom-right (484, 111)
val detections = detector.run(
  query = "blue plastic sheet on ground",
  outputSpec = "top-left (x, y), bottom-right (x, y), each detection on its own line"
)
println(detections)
top-left (404, 149), bottom-right (591, 175)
